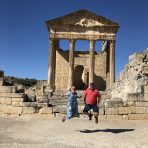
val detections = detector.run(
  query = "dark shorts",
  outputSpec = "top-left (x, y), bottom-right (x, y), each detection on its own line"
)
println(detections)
top-left (83, 104), bottom-right (99, 113)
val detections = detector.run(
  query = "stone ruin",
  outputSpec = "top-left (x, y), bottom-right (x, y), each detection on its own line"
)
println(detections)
top-left (0, 49), bottom-right (147, 120)
top-left (0, 70), bottom-right (52, 116)
top-left (112, 49), bottom-right (148, 102)
top-left (104, 48), bottom-right (148, 120)
top-left (0, 9), bottom-right (148, 120)
top-left (46, 10), bottom-right (119, 91)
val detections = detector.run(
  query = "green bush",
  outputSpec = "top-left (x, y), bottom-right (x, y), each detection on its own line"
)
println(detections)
top-left (5, 76), bottom-right (37, 87)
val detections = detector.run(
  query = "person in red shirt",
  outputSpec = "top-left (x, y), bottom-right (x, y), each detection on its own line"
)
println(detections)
top-left (83, 83), bottom-right (101, 124)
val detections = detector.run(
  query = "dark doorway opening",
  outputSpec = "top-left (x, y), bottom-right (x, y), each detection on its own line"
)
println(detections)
top-left (74, 65), bottom-right (85, 90)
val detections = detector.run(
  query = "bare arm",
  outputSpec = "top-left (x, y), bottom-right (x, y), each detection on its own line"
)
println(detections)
top-left (60, 93), bottom-right (68, 99)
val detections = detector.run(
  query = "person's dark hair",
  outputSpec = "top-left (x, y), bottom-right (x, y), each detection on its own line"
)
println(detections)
top-left (89, 83), bottom-right (94, 86)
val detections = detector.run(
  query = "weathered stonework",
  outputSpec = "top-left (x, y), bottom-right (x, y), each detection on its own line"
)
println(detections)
top-left (39, 107), bottom-right (52, 114)
top-left (0, 86), bottom-right (16, 93)
top-left (0, 78), bottom-right (4, 86)
top-left (111, 49), bottom-right (148, 103)
top-left (0, 11), bottom-right (148, 120)
top-left (22, 107), bottom-right (36, 114)
top-left (55, 49), bottom-right (107, 90)
top-left (46, 10), bottom-right (119, 90)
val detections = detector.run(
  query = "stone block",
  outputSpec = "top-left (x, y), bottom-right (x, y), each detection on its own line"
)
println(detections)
top-left (135, 107), bottom-right (147, 114)
top-left (12, 97), bottom-right (24, 102)
top-left (106, 108), bottom-right (118, 115)
top-left (30, 102), bottom-right (38, 107)
top-left (118, 107), bottom-right (131, 115)
top-left (135, 102), bottom-right (148, 107)
top-left (12, 102), bottom-right (38, 108)
top-left (12, 102), bottom-right (31, 107)
top-left (25, 94), bottom-right (36, 102)
top-left (22, 107), bottom-right (36, 114)
top-left (128, 93), bottom-right (143, 102)
top-left (0, 78), bottom-right (4, 86)
top-left (37, 103), bottom-right (47, 108)
top-left (0, 86), bottom-right (16, 93)
top-left (39, 107), bottom-right (52, 114)
top-left (143, 69), bottom-right (148, 75)
top-left (0, 104), bottom-right (8, 113)
top-left (124, 101), bottom-right (135, 107)
top-left (143, 93), bottom-right (148, 101)
top-left (9, 107), bottom-right (23, 114)
top-left (0, 106), bottom-right (22, 114)
top-left (106, 115), bottom-right (122, 120)
top-left (0, 93), bottom-right (25, 98)
top-left (131, 106), bottom-right (136, 114)
top-left (99, 107), bottom-right (105, 115)
top-left (0, 97), bottom-right (12, 105)
top-left (144, 85), bottom-right (148, 93)
top-left (123, 115), bottom-right (128, 120)
top-left (128, 114), bottom-right (148, 120)
top-left (105, 99), bottom-right (123, 108)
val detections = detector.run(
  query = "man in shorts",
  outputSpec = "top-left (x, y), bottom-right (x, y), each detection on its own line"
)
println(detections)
top-left (83, 83), bottom-right (101, 124)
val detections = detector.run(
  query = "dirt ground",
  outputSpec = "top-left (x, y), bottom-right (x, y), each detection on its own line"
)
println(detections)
top-left (0, 115), bottom-right (148, 148)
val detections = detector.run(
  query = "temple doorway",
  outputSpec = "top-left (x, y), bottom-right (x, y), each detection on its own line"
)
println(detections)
top-left (74, 65), bottom-right (85, 90)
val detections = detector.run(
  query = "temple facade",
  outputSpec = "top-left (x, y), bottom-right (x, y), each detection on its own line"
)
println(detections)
top-left (46, 10), bottom-right (119, 90)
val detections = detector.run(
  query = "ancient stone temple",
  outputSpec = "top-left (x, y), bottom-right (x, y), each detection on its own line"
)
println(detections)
top-left (46, 10), bottom-right (119, 90)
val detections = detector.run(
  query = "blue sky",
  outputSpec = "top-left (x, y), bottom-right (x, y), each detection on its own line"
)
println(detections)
top-left (0, 0), bottom-right (148, 80)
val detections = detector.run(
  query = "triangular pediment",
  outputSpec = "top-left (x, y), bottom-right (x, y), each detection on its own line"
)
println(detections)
top-left (46, 10), bottom-right (119, 27)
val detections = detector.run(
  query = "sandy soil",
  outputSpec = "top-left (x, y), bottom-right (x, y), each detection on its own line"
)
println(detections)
top-left (0, 115), bottom-right (148, 148)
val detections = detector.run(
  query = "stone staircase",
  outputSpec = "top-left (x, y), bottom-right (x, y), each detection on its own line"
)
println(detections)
top-left (49, 90), bottom-right (84, 114)
top-left (48, 90), bottom-right (111, 114)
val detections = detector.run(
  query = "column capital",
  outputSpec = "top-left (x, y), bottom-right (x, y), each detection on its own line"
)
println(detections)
top-left (109, 40), bottom-right (116, 44)
top-left (49, 37), bottom-right (54, 44)
top-left (69, 39), bottom-right (76, 43)
top-left (89, 39), bottom-right (95, 43)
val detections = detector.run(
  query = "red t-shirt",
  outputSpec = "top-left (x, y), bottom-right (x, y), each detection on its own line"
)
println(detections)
top-left (83, 88), bottom-right (100, 105)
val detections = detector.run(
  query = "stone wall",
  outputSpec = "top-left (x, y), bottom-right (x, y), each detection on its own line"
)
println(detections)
top-left (111, 49), bottom-right (148, 102)
top-left (0, 71), bottom-right (52, 116)
top-left (102, 49), bottom-right (148, 120)
top-left (55, 49), bottom-right (107, 90)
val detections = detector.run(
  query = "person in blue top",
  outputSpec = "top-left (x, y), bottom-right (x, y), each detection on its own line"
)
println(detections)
top-left (61, 86), bottom-right (81, 122)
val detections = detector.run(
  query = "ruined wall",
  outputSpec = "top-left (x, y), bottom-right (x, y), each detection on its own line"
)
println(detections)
top-left (55, 49), bottom-right (107, 90)
top-left (111, 49), bottom-right (148, 102)
top-left (96, 49), bottom-right (148, 120)
top-left (0, 71), bottom-right (52, 116)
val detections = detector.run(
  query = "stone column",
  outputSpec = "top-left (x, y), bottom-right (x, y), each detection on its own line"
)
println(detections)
top-left (109, 40), bottom-right (115, 88)
top-left (47, 38), bottom-right (56, 90)
top-left (68, 39), bottom-right (75, 89)
top-left (89, 40), bottom-right (95, 84)
top-left (53, 40), bottom-right (59, 86)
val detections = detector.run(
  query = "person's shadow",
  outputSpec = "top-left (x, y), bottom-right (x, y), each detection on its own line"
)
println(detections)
top-left (78, 128), bottom-right (135, 134)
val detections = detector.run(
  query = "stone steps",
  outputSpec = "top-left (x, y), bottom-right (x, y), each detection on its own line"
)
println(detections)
top-left (0, 93), bottom-right (25, 98)
top-left (49, 90), bottom-right (109, 114)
